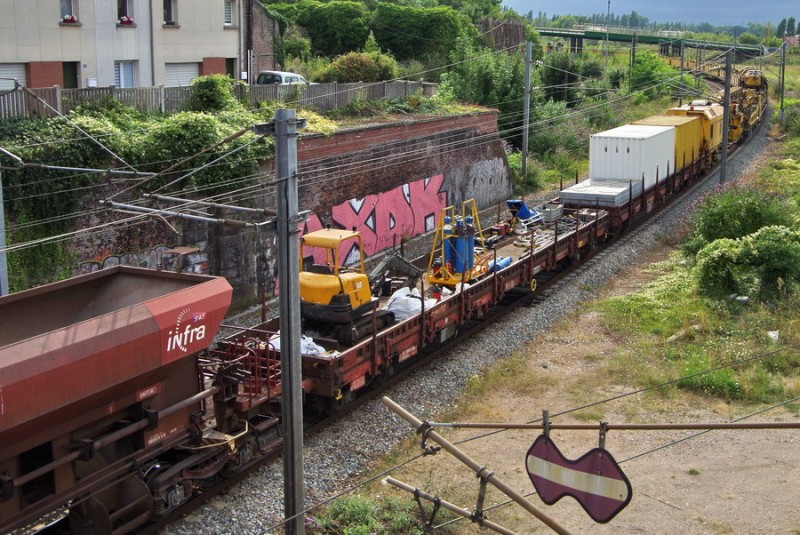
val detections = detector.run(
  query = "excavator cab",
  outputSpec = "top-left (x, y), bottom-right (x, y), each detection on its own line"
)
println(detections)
top-left (299, 228), bottom-right (377, 324)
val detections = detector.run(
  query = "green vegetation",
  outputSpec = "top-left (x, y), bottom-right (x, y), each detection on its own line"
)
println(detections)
top-left (0, 75), bottom-right (474, 290)
top-left (306, 495), bottom-right (448, 535)
top-left (593, 116), bottom-right (800, 403)
top-left (0, 80), bottom-right (322, 290)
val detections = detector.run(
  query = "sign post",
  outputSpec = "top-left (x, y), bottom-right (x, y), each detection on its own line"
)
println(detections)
top-left (526, 434), bottom-right (632, 523)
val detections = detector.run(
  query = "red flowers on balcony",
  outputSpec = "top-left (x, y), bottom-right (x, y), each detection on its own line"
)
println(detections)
top-left (62, 14), bottom-right (77, 23)
top-left (119, 15), bottom-right (134, 25)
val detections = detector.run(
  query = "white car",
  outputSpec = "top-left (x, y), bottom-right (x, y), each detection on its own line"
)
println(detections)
top-left (255, 70), bottom-right (312, 85)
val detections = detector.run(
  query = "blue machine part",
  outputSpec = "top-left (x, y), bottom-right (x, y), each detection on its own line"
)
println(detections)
top-left (488, 256), bottom-right (512, 272)
top-left (507, 199), bottom-right (532, 220)
top-left (507, 199), bottom-right (542, 227)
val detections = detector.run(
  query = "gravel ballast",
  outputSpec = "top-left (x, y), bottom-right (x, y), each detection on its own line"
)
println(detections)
top-left (166, 122), bottom-right (775, 535)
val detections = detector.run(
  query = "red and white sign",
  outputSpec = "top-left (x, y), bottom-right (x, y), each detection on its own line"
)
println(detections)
top-left (526, 434), bottom-right (632, 523)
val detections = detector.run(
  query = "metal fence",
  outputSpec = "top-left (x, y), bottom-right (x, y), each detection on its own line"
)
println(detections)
top-left (0, 81), bottom-right (437, 120)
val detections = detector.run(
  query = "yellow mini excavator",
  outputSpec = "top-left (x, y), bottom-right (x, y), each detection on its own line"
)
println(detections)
top-left (299, 227), bottom-right (421, 345)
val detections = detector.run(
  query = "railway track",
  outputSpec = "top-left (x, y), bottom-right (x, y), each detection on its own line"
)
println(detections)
top-left (131, 108), bottom-right (770, 535)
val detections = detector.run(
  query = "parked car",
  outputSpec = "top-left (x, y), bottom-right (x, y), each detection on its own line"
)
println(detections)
top-left (255, 70), bottom-right (312, 85)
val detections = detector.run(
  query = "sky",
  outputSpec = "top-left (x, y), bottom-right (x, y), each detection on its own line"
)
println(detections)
top-left (502, 1), bottom-right (798, 27)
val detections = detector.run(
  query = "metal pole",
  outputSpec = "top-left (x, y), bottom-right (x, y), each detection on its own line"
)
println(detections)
top-left (605, 0), bottom-right (610, 66)
top-left (384, 477), bottom-right (516, 535)
top-left (780, 41), bottom-right (787, 123)
top-left (0, 171), bottom-right (8, 295)
top-left (720, 50), bottom-right (732, 184)
top-left (679, 39), bottom-right (684, 100)
top-left (383, 397), bottom-right (572, 535)
top-left (521, 42), bottom-right (531, 179)
top-left (274, 109), bottom-right (306, 535)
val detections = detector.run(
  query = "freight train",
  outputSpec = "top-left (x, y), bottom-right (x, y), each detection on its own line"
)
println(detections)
top-left (0, 70), bottom-right (768, 534)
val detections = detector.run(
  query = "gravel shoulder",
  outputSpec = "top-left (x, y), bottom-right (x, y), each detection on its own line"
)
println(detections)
top-left (167, 121), bottom-right (793, 535)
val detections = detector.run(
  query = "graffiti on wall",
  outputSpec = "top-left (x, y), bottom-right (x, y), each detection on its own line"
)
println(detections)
top-left (301, 174), bottom-right (447, 265)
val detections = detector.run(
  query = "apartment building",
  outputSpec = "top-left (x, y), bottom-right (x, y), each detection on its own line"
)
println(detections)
top-left (0, 0), bottom-right (279, 90)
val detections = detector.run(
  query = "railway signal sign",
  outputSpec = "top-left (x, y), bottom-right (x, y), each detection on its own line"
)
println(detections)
top-left (526, 434), bottom-right (632, 523)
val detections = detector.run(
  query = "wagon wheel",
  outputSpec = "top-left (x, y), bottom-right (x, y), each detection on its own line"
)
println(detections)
top-left (530, 278), bottom-right (537, 292)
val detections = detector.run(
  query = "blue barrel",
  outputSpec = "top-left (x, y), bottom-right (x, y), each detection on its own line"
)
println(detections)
top-left (465, 215), bottom-right (475, 271)
top-left (453, 218), bottom-right (467, 272)
top-left (443, 216), bottom-right (454, 270)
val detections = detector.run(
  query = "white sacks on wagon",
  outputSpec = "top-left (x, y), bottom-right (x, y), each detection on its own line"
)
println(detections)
top-left (560, 124), bottom-right (675, 208)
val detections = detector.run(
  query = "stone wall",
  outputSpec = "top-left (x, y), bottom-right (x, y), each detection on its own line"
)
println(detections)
top-left (75, 111), bottom-right (511, 309)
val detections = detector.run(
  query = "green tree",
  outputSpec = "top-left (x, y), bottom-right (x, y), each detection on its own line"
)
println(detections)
top-left (630, 50), bottom-right (676, 99)
top-left (737, 32), bottom-right (761, 45)
top-left (551, 15), bottom-right (579, 28)
top-left (438, 0), bottom-right (502, 23)
top-left (777, 18), bottom-right (787, 38)
top-left (281, 25), bottom-right (313, 61)
top-left (296, 1), bottom-right (370, 57)
top-left (540, 52), bottom-right (578, 104)
top-left (371, 4), bottom-right (476, 62)
top-left (787, 17), bottom-right (797, 36)
top-left (439, 36), bottom-right (528, 146)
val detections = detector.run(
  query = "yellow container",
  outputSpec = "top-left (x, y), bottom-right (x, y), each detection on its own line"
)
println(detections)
top-left (666, 101), bottom-right (725, 160)
top-left (633, 115), bottom-right (702, 171)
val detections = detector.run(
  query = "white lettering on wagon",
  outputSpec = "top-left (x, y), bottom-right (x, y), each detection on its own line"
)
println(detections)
top-left (166, 308), bottom-right (208, 353)
top-left (146, 431), bottom-right (167, 446)
top-left (399, 346), bottom-right (417, 362)
top-left (137, 383), bottom-right (162, 401)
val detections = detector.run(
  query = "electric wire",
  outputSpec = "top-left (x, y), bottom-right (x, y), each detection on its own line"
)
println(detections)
top-left (263, 342), bottom-right (800, 533)
top-left (433, 394), bottom-right (800, 530)
top-left (0, 47), bottom-right (770, 251)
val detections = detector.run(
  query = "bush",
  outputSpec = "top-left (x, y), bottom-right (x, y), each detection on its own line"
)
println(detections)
top-left (606, 65), bottom-right (626, 88)
top-left (695, 226), bottom-right (800, 301)
top-left (527, 99), bottom-right (583, 157)
top-left (683, 185), bottom-right (793, 256)
top-left (506, 151), bottom-right (544, 194)
top-left (187, 74), bottom-right (243, 112)
top-left (740, 226), bottom-right (800, 298)
top-left (696, 238), bottom-right (746, 298)
top-left (782, 99), bottom-right (800, 137)
top-left (318, 51), bottom-right (399, 82)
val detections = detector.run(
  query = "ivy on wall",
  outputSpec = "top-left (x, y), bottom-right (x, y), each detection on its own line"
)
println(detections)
top-left (0, 81), bottom-right (275, 291)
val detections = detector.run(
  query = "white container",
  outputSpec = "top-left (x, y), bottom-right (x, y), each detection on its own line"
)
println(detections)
top-left (589, 124), bottom-right (675, 190)
top-left (560, 179), bottom-right (642, 208)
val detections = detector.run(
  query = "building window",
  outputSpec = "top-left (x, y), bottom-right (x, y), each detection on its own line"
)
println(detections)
top-left (114, 61), bottom-right (136, 88)
top-left (117, 0), bottom-right (130, 19)
top-left (163, 0), bottom-right (176, 24)
top-left (60, 0), bottom-right (74, 18)
top-left (224, 0), bottom-right (232, 25)
top-left (60, 0), bottom-right (78, 22)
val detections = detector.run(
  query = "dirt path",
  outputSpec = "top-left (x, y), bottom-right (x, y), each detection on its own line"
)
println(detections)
top-left (392, 243), bottom-right (800, 535)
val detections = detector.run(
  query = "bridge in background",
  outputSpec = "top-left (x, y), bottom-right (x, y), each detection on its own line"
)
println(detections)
top-left (535, 27), bottom-right (764, 59)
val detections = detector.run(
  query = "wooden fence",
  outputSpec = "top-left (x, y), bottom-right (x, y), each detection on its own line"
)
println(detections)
top-left (0, 81), bottom-right (437, 120)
